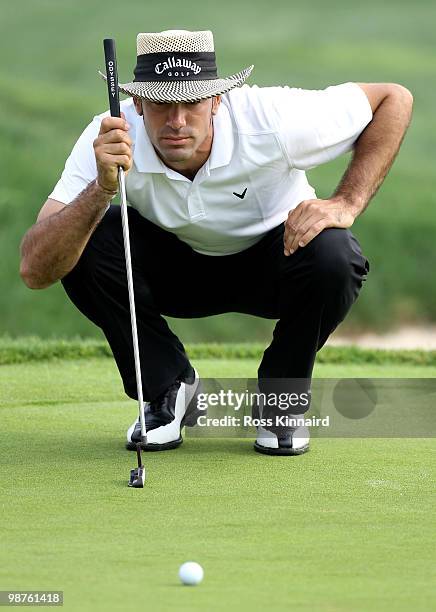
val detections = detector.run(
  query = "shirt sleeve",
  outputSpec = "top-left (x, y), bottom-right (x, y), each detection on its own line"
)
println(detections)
top-left (259, 82), bottom-right (373, 170)
top-left (48, 115), bottom-right (102, 204)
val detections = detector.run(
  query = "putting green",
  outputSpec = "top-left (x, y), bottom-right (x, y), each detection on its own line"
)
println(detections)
top-left (0, 358), bottom-right (434, 611)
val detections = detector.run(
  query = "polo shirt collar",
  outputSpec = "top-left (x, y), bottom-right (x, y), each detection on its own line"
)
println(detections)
top-left (132, 102), bottom-right (234, 176)
top-left (208, 103), bottom-right (234, 171)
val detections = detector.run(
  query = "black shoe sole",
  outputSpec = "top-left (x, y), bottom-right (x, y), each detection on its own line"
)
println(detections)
top-left (126, 436), bottom-right (183, 452)
top-left (125, 378), bottom-right (204, 452)
top-left (253, 442), bottom-right (310, 456)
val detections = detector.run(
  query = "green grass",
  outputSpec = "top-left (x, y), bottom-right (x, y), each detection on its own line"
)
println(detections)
top-left (1, 355), bottom-right (435, 611)
top-left (1, 0), bottom-right (436, 339)
top-left (1, 336), bottom-right (436, 368)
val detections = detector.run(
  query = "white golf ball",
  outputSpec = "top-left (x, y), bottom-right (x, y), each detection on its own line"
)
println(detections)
top-left (178, 561), bottom-right (204, 586)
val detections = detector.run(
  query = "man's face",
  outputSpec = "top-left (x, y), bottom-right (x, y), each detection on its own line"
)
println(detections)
top-left (134, 96), bottom-right (221, 165)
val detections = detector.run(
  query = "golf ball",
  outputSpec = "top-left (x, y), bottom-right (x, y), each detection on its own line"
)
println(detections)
top-left (178, 561), bottom-right (204, 586)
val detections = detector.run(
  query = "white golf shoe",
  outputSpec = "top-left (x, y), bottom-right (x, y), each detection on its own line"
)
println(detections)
top-left (126, 367), bottom-right (203, 451)
top-left (254, 422), bottom-right (310, 455)
top-left (252, 390), bottom-right (310, 456)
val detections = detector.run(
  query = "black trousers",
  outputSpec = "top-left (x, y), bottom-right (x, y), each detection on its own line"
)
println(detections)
top-left (62, 205), bottom-right (370, 405)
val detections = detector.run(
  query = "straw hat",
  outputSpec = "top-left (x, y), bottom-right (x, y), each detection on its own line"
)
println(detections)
top-left (101, 29), bottom-right (253, 103)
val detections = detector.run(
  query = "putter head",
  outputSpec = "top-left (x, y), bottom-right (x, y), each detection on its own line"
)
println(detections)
top-left (128, 465), bottom-right (145, 488)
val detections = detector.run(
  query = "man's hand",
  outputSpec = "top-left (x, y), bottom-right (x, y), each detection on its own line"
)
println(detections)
top-left (93, 112), bottom-right (133, 193)
top-left (283, 197), bottom-right (358, 256)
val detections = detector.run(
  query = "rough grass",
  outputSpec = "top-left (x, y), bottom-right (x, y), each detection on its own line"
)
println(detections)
top-left (0, 336), bottom-right (436, 367)
top-left (1, 336), bottom-right (436, 367)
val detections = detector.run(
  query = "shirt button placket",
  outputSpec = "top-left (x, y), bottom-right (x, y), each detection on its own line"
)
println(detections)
top-left (187, 185), bottom-right (205, 220)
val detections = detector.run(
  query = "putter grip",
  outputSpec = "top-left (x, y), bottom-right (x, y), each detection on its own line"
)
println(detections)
top-left (103, 38), bottom-right (121, 117)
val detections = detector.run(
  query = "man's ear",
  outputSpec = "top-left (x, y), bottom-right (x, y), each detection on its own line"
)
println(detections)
top-left (133, 96), bottom-right (143, 116)
top-left (211, 95), bottom-right (221, 115)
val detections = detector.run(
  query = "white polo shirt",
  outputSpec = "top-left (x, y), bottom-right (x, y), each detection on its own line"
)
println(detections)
top-left (49, 82), bottom-right (372, 256)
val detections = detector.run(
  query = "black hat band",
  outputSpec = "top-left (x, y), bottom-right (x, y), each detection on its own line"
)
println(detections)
top-left (134, 52), bottom-right (218, 82)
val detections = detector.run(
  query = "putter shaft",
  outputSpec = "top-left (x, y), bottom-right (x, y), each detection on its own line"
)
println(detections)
top-left (136, 443), bottom-right (143, 468)
top-left (119, 167), bottom-right (147, 442)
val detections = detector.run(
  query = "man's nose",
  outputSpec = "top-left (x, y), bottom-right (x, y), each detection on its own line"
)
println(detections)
top-left (166, 103), bottom-right (187, 129)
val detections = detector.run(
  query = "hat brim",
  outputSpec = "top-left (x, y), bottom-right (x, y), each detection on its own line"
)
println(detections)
top-left (99, 65), bottom-right (253, 103)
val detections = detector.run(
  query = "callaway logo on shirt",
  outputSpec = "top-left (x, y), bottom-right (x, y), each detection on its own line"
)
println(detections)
top-left (233, 188), bottom-right (247, 199)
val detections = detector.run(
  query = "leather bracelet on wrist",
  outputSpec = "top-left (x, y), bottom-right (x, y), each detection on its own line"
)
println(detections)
top-left (95, 179), bottom-right (118, 199)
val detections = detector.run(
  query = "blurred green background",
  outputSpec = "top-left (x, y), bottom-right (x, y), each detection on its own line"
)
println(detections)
top-left (1, 0), bottom-right (434, 341)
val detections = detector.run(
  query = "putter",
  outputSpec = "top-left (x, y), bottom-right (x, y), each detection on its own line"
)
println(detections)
top-left (103, 38), bottom-right (146, 488)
